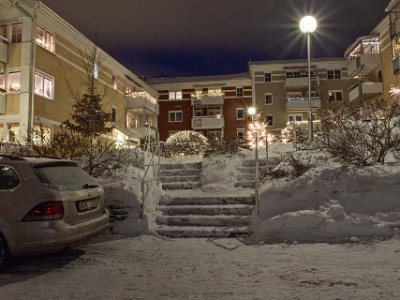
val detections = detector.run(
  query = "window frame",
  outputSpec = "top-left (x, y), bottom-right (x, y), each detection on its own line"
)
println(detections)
top-left (168, 110), bottom-right (183, 123)
top-left (265, 93), bottom-right (273, 105)
top-left (328, 90), bottom-right (343, 102)
top-left (327, 69), bottom-right (342, 80)
top-left (8, 71), bottom-right (21, 93)
top-left (236, 128), bottom-right (245, 142)
top-left (169, 91), bottom-right (183, 100)
top-left (264, 73), bottom-right (272, 82)
top-left (236, 108), bottom-right (244, 120)
top-left (288, 114), bottom-right (303, 124)
top-left (236, 87), bottom-right (243, 97)
top-left (34, 71), bottom-right (54, 100)
top-left (10, 23), bottom-right (22, 43)
top-left (36, 26), bottom-right (55, 53)
top-left (111, 107), bottom-right (117, 123)
top-left (265, 114), bottom-right (274, 127)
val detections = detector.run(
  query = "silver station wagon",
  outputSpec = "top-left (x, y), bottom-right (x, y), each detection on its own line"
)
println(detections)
top-left (0, 155), bottom-right (109, 270)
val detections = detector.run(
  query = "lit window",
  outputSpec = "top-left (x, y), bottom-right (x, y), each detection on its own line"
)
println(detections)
top-left (327, 69), bottom-right (341, 79)
top-left (34, 73), bottom-right (54, 99)
top-left (8, 72), bottom-right (21, 92)
top-left (264, 73), bottom-right (272, 82)
top-left (265, 93), bottom-right (273, 105)
top-left (169, 91), bottom-right (182, 100)
top-left (266, 115), bottom-right (274, 126)
top-left (236, 87), bottom-right (243, 97)
top-left (112, 76), bottom-right (118, 90)
top-left (93, 63), bottom-right (99, 79)
top-left (168, 111), bottom-right (183, 122)
top-left (36, 26), bottom-right (55, 52)
top-left (236, 108), bottom-right (244, 120)
top-left (287, 72), bottom-right (300, 78)
top-left (11, 23), bottom-right (22, 43)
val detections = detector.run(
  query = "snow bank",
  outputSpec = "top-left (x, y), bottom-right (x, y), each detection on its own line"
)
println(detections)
top-left (248, 150), bottom-right (400, 243)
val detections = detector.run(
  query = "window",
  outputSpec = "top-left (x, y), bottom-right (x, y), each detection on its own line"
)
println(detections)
top-left (112, 107), bottom-right (117, 122)
top-left (112, 76), bottom-right (118, 90)
top-left (236, 128), bottom-right (245, 142)
top-left (328, 90), bottom-right (343, 102)
top-left (0, 166), bottom-right (20, 190)
top-left (34, 73), bottom-right (54, 99)
top-left (168, 111), bottom-right (183, 122)
top-left (286, 71), bottom-right (300, 78)
top-left (0, 25), bottom-right (6, 40)
top-left (266, 115), bottom-right (274, 126)
top-left (36, 26), bottom-right (54, 52)
top-left (93, 63), bottom-right (99, 79)
top-left (11, 23), bottom-right (22, 43)
top-left (327, 69), bottom-right (342, 79)
top-left (265, 93), bottom-right (273, 105)
top-left (169, 91), bottom-right (182, 100)
top-left (236, 108), bottom-right (244, 120)
top-left (288, 114), bottom-right (303, 123)
top-left (264, 73), bottom-right (272, 82)
top-left (0, 73), bottom-right (5, 92)
top-left (236, 87), bottom-right (243, 97)
top-left (8, 72), bottom-right (21, 92)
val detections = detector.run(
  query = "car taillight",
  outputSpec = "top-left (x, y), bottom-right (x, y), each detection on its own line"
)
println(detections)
top-left (22, 201), bottom-right (64, 221)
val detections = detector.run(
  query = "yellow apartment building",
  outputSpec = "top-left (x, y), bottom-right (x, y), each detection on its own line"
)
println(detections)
top-left (0, 0), bottom-right (159, 147)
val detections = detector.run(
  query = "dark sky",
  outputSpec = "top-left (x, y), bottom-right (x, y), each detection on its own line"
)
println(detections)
top-left (41, 0), bottom-right (389, 78)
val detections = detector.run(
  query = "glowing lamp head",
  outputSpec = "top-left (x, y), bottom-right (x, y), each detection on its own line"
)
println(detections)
top-left (300, 16), bottom-right (317, 33)
top-left (248, 107), bottom-right (256, 116)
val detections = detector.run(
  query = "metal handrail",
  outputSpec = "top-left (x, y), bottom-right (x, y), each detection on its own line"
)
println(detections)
top-left (140, 141), bottom-right (161, 219)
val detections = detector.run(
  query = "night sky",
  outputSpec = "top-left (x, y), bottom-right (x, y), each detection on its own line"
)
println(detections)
top-left (41, 0), bottom-right (389, 78)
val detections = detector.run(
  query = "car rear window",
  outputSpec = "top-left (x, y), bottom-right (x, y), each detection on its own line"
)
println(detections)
top-left (34, 165), bottom-right (99, 191)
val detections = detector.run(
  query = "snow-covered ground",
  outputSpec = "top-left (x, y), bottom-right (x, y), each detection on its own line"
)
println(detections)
top-left (101, 142), bottom-right (400, 244)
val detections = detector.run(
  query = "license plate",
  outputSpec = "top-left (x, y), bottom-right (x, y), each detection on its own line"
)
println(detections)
top-left (77, 199), bottom-right (98, 212)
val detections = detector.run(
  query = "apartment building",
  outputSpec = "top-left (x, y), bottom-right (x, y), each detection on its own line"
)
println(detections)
top-left (248, 58), bottom-right (351, 134)
top-left (148, 73), bottom-right (252, 143)
top-left (0, 0), bottom-right (158, 146)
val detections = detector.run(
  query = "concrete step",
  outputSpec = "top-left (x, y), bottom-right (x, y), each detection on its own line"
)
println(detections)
top-left (156, 215), bottom-right (251, 227)
top-left (160, 175), bottom-right (200, 183)
top-left (156, 225), bottom-right (249, 238)
top-left (242, 158), bottom-right (280, 167)
top-left (234, 180), bottom-right (255, 188)
top-left (160, 195), bottom-right (255, 206)
top-left (158, 204), bottom-right (254, 216)
top-left (161, 182), bottom-right (200, 190)
top-left (160, 162), bottom-right (202, 170)
top-left (160, 168), bottom-right (201, 176)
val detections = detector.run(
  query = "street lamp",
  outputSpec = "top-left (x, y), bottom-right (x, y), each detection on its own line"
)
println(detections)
top-left (247, 107), bottom-right (259, 214)
top-left (300, 15), bottom-right (317, 143)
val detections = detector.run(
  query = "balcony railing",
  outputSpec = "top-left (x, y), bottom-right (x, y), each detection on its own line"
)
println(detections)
top-left (285, 76), bottom-right (319, 88)
top-left (191, 116), bottom-right (224, 129)
top-left (0, 39), bottom-right (7, 63)
top-left (349, 81), bottom-right (383, 102)
top-left (125, 93), bottom-right (159, 114)
top-left (347, 54), bottom-right (381, 78)
top-left (286, 97), bottom-right (321, 111)
top-left (191, 95), bottom-right (224, 105)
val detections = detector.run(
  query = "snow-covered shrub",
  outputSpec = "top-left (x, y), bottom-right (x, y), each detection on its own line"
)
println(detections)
top-left (281, 124), bottom-right (308, 145)
top-left (204, 139), bottom-right (239, 157)
top-left (0, 142), bottom-right (34, 156)
top-left (162, 130), bottom-right (208, 157)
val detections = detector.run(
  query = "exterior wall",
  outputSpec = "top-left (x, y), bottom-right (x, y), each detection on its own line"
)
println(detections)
top-left (0, 0), bottom-right (158, 145)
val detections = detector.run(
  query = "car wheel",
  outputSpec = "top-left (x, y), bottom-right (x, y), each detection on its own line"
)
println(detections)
top-left (0, 237), bottom-right (10, 272)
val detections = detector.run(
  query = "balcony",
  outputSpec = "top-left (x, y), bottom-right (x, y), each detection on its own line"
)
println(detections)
top-left (0, 94), bottom-right (5, 114)
top-left (348, 54), bottom-right (381, 78)
top-left (0, 40), bottom-right (7, 63)
top-left (286, 97), bottom-right (321, 112)
top-left (191, 95), bottom-right (224, 105)
top-left (125, 92), bottom-right (159, 114)
top-left (285, 76), bottom-right (319, 88)
top-left (349, 82), bottom-right (383, 103)
top-left (191, 117), bottom-right (224, 130)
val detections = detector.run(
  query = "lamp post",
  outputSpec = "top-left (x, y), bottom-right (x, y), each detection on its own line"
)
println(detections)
top-left (247, 107), bottom-right (259, 214)
top-left (300, 15), bottom-right (317, 143)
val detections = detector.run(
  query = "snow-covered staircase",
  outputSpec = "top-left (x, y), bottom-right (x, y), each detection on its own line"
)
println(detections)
top-left (156, 193), bottom-right (255, 238)
top-left (235, 157), bottom-right (280, 188)
top-left (159, 162), bottom-right (202, 190)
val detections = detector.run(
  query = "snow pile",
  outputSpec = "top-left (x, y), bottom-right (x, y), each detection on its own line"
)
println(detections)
top-left (98, 164), bottom-right (162, 236)
top-left (247, 149), bottom-right (400, 243)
